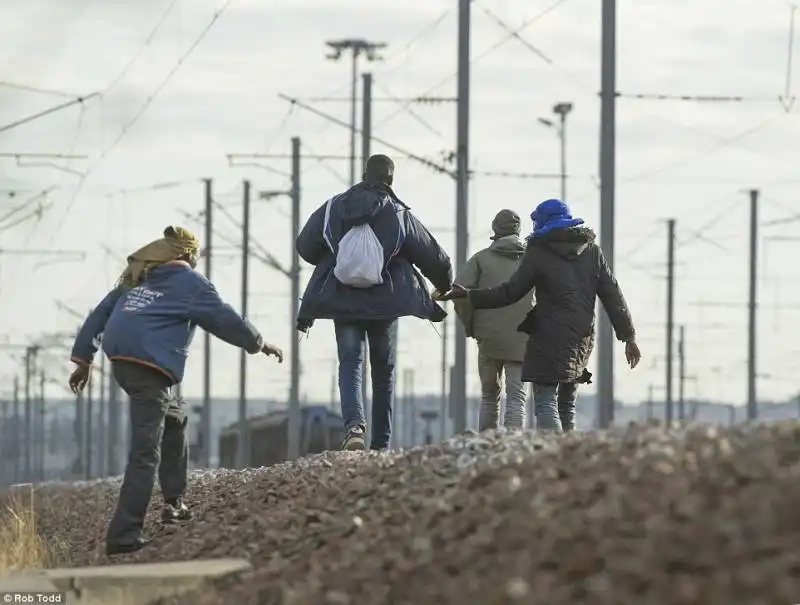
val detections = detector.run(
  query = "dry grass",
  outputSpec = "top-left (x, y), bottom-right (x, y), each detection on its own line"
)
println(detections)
top-left (0, 486), bottom-right (55, 572)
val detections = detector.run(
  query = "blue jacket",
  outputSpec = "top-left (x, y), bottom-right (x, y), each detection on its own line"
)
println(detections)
top-left (296, 182), bottom-right (452, 330)
top-left (70, 262), bottom-right (263, 383)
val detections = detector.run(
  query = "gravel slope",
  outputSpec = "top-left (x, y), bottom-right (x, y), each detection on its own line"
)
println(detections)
top-left (6, 422), bottom-right (800, 605)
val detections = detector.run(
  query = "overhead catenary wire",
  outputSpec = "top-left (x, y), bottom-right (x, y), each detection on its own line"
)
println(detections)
top-left (292, 96), bottom-right (456, 104)
top-left (677, 197), bottom-right (748, 248)
top-left (380, 7), bottom-right (454, 79)
top-left (228, 153), bottom-right (349, 160)
top-left (614, 176), bottom-right (800, 185)
top-left (0, 81), bottom-right (83, 99)
top-left (177, 208), bottom-right (281, 272)
top-left (48, 0), bottom-right (234, 242)
top-left (16, 0), bottom-right (180, 236)
top-left (618, 112), bottom-right (787, 185)
top-left (763, 213), bottom-right (800, 226)
top-left (222, 151), bottom-right (587, 183)
top-left (615, 5), bottom-right (798, 108)
top-left (0, 93), bottom-right (100, 135)
top-left (278, 93), bottom-right (454, 177)
top-left (617, 223), bottom-right (667, 264)
top-left (0, 189), bottom-right (55, 227)
top-left (471, 169), bottom-right (591, 180)
top-left (53, 103), bottom-right (88, 192)
top-left (557, 103), bottom-right (796, 189)
top-left (0, 184), bottom-right (61, 237)
top-left (479, 0), bottom-right (792, 115)
top-left (599, 32), bottom-right (800, 175)
top-left (300, 142), bottom-right (350, 187)
top-left (614, 193), bottom-right (746, 266)
top-left (475, 1), bottom-right (799, 180)
top-left (222, 154), bottom-right (572, 177)
top-left (0, 153), bottom-right (85, 160)
top-left (782, 3), bottom-right (797, 109)
top-left (91, 0), bottom-right (233, 173)
top-left (475, 1), bottom-right (553, 65)
top-left (616, 92), bottom-right (782, 103)
top-left (178, 209), bottom-right (237, 248)
top-left (372, 80), bottom-right (445, 139)
top-left (211, 200), bottom-right (289, 276)
top-left (227, 154), bottom-right (291, 178)
top-left (568, 99), bottom-right (798, 189)
top-left (102, 0), bottom-right (181, 95)
top-left (99, 179), bottom-right (201, 198)
top-left (367, 0), bottom-right (573, 134)
top-left (261, 104), bottom-right (296, 152)
top-left (0, 210), bottom-right (46, 235)
top-left (757, 195), bottom-right (800, 226)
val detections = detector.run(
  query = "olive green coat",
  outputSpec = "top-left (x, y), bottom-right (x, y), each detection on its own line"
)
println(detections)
top-left (453, 236), bottom-right (534, 362)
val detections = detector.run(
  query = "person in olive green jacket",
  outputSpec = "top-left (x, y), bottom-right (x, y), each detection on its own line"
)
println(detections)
top-left (453, 209), bottom-right (534, 430)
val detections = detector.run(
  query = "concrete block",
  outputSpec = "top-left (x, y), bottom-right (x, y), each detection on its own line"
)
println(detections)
top-left (0, 569), bottom-right (58, 593)
top-left (5, 558), bottom-right (251, 605)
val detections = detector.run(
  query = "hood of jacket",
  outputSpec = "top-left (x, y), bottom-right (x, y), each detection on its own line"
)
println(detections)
top-left (530, 226), bottom-right (596, 260)
top-left (488, 234), bottom-right (526, 259)
top-left (338, 182), bottom-right (401, 227)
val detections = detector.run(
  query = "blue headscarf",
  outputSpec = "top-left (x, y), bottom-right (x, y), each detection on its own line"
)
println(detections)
top-left (530, 198), bottom-right (584, 237)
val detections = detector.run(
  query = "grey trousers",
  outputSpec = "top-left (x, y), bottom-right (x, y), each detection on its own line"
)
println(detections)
top-left (106, 361), bottom-right (187, 546)
top-left (477, 352), bottom-right (527, 430)
top-left (532, 382), bottom-right (578, 432)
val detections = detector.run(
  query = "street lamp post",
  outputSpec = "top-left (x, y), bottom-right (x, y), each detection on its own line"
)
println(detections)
top-left (538, 102), bottom-right (573, 201)
top-left (325, 39), bottom-right (386, 186)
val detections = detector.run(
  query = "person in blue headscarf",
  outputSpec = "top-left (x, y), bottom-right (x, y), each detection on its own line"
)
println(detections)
top-left (437, 198), bottom-right (641, 432)
top-left (530, 197), bottom-right (585, 236)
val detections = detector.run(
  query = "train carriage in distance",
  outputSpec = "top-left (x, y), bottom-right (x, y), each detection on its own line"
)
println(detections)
top-left (218, 405), bottom-right (343, 468)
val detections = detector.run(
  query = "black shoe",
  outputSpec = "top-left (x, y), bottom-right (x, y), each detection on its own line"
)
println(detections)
top-left (106, 537), bottom-right (150, 556)
top-left (340, 425), bottom-right (366, 451)
top-left (162, 498), bottom-right (193, 524)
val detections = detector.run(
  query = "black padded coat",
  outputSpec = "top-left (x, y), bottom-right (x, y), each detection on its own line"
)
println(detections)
top-left (468, 226), bottom-right (635, 384)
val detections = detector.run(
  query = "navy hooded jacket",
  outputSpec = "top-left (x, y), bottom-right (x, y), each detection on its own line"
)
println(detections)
top-left (296, 182), bottom-right (452, 330)
top-left (70, 262), bottom-right (263, 383)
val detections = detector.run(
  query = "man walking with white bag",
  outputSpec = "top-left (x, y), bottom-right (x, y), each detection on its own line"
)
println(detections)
top-left (295, 155), bottom-right (453, 451)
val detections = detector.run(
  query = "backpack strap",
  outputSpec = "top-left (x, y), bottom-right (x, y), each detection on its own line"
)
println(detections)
top-left (322, 194), bottom-right (342, 254)
top-left (389, 201), bottom-right (407, 260)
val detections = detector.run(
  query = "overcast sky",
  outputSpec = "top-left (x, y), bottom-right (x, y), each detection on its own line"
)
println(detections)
top-left (1, 0), bottom-right (799, 412)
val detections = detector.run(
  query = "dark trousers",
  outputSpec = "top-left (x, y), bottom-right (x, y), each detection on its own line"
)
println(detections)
top-left (105, 361), bottom-right (188, 546)
top-left (334, 319), bottom-right (398, 450)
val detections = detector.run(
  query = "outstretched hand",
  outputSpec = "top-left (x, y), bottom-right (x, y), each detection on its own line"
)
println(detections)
top-left (69, 363), bottom-right (91, 394)
top-left (434, 284), bottom-right (469, 301)
top-left (262, 343), bottom-right (284, 363)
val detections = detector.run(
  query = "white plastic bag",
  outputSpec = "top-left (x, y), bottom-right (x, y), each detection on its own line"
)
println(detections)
top-left (334, 224), bottom-right (384, 288)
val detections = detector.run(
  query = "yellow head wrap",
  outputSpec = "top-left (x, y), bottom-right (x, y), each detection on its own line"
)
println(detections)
top-left (117, 225), bottom-right (200, 288)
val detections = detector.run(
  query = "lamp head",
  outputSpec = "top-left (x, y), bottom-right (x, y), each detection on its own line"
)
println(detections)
top-left (553, 102), bottom-right (573, 116)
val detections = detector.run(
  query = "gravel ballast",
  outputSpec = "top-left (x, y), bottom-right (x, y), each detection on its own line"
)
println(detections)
top-left (5, 422), bottom-right (800, 604)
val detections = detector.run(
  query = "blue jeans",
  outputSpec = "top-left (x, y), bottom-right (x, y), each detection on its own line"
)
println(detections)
top-left (334, 320), bottom-right (398, 450)
top-left (532, 382), bottom-right (578, 432)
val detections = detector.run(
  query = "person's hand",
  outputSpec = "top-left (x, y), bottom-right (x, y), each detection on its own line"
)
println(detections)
top-left (262, 343), bottom-right (284, 363)
top-left (69, 363), bottom-right (91, 394)
top-left (625, 340), bottom-right (641, 369)
top-left (432, 287), bottom-right (453, 301)
top-left (435, 284), bottom-right (469, 301)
